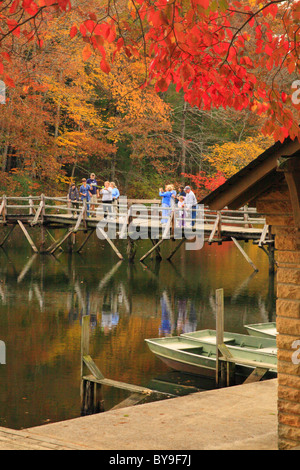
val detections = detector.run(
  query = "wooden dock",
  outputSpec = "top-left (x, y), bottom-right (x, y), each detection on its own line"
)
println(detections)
top-left (0, 194), bottom-right (275, 270)
top-left (0, 379), bottom-right (278, 450)
top-left (80, 315), bottom-right (176, 415)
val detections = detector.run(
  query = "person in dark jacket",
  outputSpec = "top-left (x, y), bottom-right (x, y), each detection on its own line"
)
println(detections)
top-left (68, 182), bottom-right (80, 217)
top-left (174, 186), bottom-right (186, 204)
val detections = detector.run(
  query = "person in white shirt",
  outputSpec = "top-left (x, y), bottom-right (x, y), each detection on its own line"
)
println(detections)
top-left (100, 181), bottom-right (113, 219)
top-left (184, 186), bottom-right (197, 226)
top-left (177, 196), bottom-right (186, 228)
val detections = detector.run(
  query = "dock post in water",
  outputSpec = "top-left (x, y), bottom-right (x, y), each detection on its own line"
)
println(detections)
top-left (216, 288), bottom-right (226, 388)
top-left (127, 206), bottom-right (137, 262)
top-left (215, 288), bottom-right (235, 388)
top-left (268, 233), bottom-right (276, 275)
top-left (80, 315), bottom-right (104, 415)
top-left (40, 196), bottom-right (46, 252)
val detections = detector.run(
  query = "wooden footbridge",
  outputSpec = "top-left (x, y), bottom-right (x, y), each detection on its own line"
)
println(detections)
top-left (0, 194), bottom-right (274, 270)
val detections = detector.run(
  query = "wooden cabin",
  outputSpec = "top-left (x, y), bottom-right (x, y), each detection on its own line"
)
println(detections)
top-left (201, 136), bottom-right (300, 450)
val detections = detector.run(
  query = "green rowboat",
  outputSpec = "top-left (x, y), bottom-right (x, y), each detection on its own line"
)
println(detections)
top-left (145, 335), bottom-right (277, 380)
top-left (180, 329), bottom-right (277, 353)
top-left (244, 322), bottom-right (277, 338)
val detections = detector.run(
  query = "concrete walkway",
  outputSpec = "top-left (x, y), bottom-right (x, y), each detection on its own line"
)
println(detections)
top-left (0, 379), bottom-right (278, 450)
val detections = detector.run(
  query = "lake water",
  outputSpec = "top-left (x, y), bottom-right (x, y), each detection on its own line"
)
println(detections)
top-left (0, 229), bottom-right (275, 429)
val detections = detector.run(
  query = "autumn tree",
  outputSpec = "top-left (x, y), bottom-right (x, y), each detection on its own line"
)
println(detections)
top-left (205, 135), bottom-right (274, 178)
top-left (162, 86), bottom-right (272, 176)
top-left (0, 2), bottom-right (174, 195)
top-left (0, 0), bottom-right (299, 195)
top-left (182, 134), bottom-right (274, 198)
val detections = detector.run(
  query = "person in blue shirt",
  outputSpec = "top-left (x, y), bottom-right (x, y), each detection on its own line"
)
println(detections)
top-left (159, 184), bottom-right (173, 224)
top-left (87, 173), bottom-right (98, 216)
top-left (79, 178), bottom-right (92, 217)
top-left (110, 182), bottom-right (120, 216)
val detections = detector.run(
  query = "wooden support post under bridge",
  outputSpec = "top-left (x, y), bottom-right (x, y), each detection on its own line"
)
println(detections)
top-left (17, 220), bottom-right (39, 254)
top-left (255, 225), bottom-right (276, 273)
top-left (231, 237), bottom-right (258, 273)
top-left (166, 238), bottom-right (186, 261)
top-left (0, 195), bottom-right (275, 264)
top-left (0, 225), bottom-right (15, 248)
top-left (76, 229), bottom-right (94, 253)
top-left (46, 229), bottom-right (75, 255)
top-left (150, 238), bottom-right (162, 260)
top-left (45, 229), bottom-right (64, 253)
top-left (127, 207), bottom-right (136, 263)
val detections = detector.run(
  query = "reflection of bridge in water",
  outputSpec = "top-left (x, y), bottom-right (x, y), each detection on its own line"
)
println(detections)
top-left (0, 195), bottom-right (275, 271)
top-left (0, 251), bottom-right (275, 327)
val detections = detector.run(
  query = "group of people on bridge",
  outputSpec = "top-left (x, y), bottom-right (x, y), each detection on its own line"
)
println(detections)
top-left (67, 173), bottom-right (197, 226)
top-left (67, 173), bottom-right (120, 218)
top-left (159, 184), bottom-right (197, 227)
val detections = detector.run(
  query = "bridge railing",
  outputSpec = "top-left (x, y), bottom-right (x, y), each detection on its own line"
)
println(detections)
top-left (0, 195), bottom-right (266, 230)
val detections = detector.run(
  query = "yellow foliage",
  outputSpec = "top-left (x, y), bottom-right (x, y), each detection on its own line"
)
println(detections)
top-left (205, 135), bottom-right (274, 178)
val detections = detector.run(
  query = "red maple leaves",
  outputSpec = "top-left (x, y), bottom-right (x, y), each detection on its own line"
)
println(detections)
top-left (0, 0), bottom-right (300, 143)
top-left (182, 171), bottom-right (227, 199)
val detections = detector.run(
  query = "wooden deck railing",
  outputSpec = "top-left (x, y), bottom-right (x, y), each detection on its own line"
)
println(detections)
top-left (0, 194), bottom-right (267, 231)
top-left (0, 195), bottom-right (276, 269)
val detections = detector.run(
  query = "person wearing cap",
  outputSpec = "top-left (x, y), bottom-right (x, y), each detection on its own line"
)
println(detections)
top-left (79, 178), bottom-right (92, 217)
top-left (184, 186), bottom-right (197, 226)
top-left (68, 182), bottom-right (80, 217)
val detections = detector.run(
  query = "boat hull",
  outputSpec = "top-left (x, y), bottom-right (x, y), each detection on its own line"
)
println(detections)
top-left (153, 352), bottom-right (216, 378)
top-left (244, 323), bottom-right (277, 338)
top-left (145, 336), bottom-right (277, 381)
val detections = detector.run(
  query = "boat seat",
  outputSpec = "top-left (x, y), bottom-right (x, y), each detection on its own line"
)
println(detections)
top-left (194, 335), bottom-right (235, 344)
top-left (223, 339), bottom-right (237, 345)
top-left (266, 328), bottom-right (277, 336)
top-left (258, 347), bottom-right (277, 354)
top-left (194, 335), bottom-right (216, 343)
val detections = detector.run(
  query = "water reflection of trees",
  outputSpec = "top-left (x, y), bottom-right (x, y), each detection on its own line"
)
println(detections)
top-left (0, 244), bottom-right (276, 429)
top-left (0, 249), bottom-right (276, 333)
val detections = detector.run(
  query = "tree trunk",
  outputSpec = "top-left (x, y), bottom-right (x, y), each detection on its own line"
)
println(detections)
top-left (71, 157), bottom-right (78, 181)
top-left (181, 100), bottom-right (188, 174)
top-left (111, 153), bottom-right (116, 181)
top-left (54, 102), bottom-right (61, 139)
top-left (1, 143), bottom-right (9, 172)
